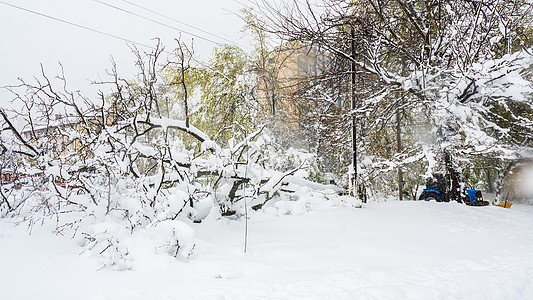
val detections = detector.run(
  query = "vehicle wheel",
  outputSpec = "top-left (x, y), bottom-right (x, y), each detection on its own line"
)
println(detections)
top-left (420, 192), bottom-right (440, 202)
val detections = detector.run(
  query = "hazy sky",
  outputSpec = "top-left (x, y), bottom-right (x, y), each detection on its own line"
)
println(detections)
top-left (0, 0), bottom-right (253, 108)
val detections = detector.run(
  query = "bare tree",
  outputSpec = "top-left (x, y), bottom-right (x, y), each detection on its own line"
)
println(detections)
top-left (0, 38), bottom-right (341, 267)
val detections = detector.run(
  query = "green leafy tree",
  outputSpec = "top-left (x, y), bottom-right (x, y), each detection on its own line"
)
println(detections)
top-left (193, 45), bottom-right (257, 145)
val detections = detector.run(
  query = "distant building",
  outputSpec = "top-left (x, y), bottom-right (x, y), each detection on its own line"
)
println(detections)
top-left (0, 168), bottom-right (16, 185)
top-left (21, 113), bottom-right (104, 159)
top-left (257, 44), bottom-right (327, 130)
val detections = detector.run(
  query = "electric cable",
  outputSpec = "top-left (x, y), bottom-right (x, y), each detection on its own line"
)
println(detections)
top-left (0, 0), bottom-right (252, 85)
top-left (120, 0), bottom-right (248, 49)
top-left (93, 0), bottom-right (224, 47)
top-left (0, 0), bottom-right (161, 53)
top-left (0, 1), bottom-right (223, 73)
top-left (231, 0), bottom-right (250, 8)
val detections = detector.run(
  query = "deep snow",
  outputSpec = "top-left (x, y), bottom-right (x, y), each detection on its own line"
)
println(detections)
top-left (1, 201), bottom-right (533, 300)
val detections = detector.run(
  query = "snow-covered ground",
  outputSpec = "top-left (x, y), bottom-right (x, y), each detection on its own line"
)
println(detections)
top-left (2, 201), bottom-right (533, 300)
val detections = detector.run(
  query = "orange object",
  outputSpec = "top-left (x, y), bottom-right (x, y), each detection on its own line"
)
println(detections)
top-left (498, 203), bottom-right (512, 209)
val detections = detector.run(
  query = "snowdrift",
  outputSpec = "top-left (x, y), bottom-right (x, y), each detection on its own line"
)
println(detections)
top-left (1, 201), bottom-right (533, 299)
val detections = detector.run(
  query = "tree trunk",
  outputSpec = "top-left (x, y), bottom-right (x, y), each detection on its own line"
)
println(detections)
top-left (485, 167), bottom-right (494, 194)
top-left (445, 151), bottom-right (462, 202)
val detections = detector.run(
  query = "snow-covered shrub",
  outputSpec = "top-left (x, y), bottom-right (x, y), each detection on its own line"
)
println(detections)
top-left (0, 41), bottom-right (357, 269)
top-left (149, 220), bottom-right (195, 259)
top-left (82, 223), bottom-right (132, 271)
top-left (263, 186), bottom-right (361, 216)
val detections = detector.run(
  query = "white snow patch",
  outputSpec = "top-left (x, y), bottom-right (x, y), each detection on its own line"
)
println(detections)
top-left (2, 201), bottom-right (533, 299)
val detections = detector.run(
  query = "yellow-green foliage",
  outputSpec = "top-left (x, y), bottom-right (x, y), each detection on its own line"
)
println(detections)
top-left (193, 45), bottom-right (257, 145)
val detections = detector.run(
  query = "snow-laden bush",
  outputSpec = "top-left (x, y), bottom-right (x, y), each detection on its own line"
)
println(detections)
top-left (149, 220), bottom-right (195, 259)
top-left (0, 43), bottom-right (356, 269)
top-left (263, 186), bottom-right (361, 216)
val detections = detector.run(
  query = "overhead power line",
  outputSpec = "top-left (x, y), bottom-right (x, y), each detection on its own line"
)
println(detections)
top-left (231, 0), bottom-right (250, 8)
top-left (0, 0), bottom-right (161, 52)
top-left (93, 0), bottom-right (237, 48)
top-left (0, 1), bottom-right (242, 75)
top-left (120, 0), bottom-right (247, 49)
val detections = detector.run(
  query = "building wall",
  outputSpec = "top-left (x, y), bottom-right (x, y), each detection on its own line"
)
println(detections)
top-left (21, 115), bottom-right (104, 160)
top-left (256, 45), bottom-right (325, 131)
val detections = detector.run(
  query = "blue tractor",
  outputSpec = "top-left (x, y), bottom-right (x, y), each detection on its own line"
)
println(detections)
top-left (419, 174), bottom-right (490, 206)
top-left (463, 189), bottom-right (490, 206)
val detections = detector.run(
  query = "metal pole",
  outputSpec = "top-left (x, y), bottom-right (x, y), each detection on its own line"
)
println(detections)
top-left (396, 105), bottom-right (403, 201)
top-left (351, 25), bottom-right (357, 199)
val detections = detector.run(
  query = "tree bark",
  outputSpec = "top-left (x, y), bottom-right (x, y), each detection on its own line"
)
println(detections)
top-left (445, 151), bottom-right (462, 202)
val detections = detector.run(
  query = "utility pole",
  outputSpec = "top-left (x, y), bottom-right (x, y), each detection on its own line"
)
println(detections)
top-left (351, 25), bottom-right (358, 199)
top-left (396, 104), bottom-right (403, 201)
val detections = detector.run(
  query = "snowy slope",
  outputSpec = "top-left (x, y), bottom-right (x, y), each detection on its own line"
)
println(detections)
top-left (1, 201), bottom-right (533, 300)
